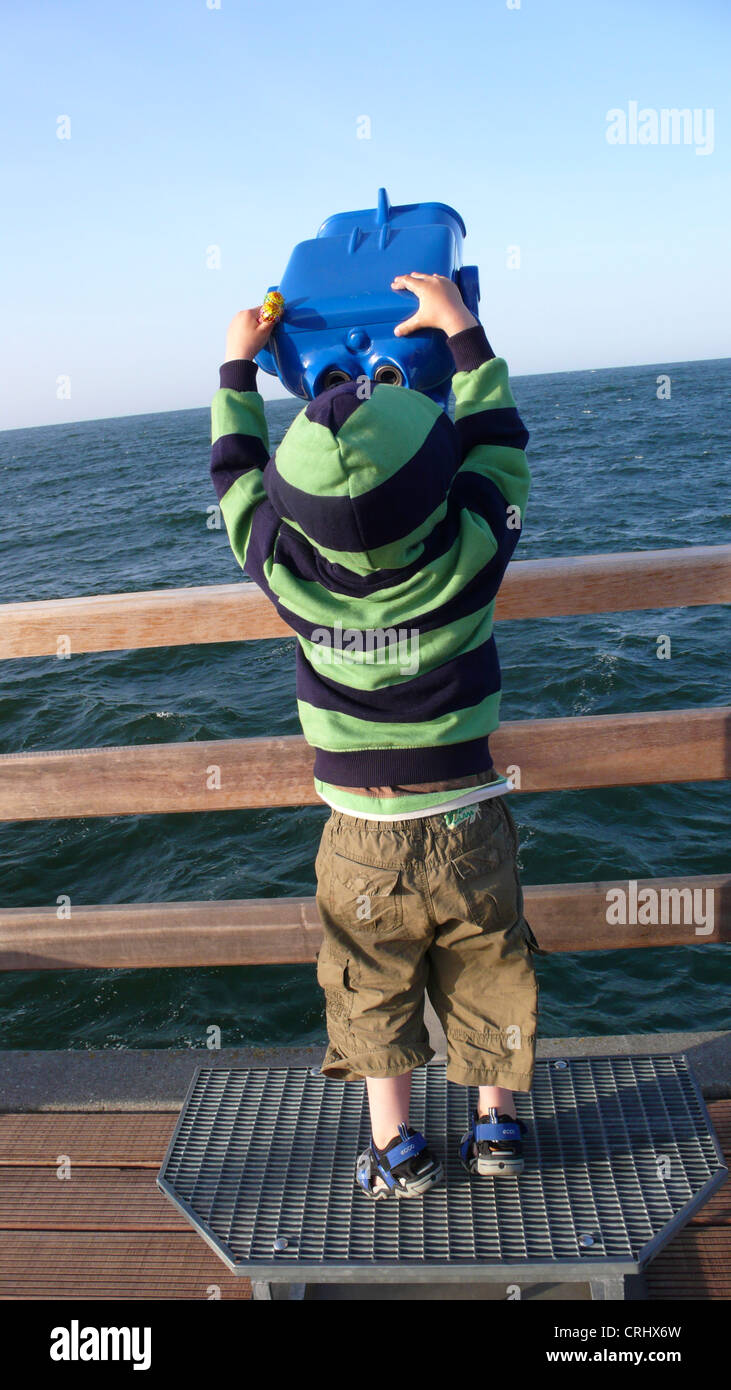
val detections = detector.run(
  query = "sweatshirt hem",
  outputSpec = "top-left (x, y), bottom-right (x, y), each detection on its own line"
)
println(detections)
top-left (312, 738), bottom-right (494, 785)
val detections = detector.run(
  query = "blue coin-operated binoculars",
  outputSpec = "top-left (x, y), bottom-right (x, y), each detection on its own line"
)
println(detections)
top-left (255, 187), bottom-right (480, 409)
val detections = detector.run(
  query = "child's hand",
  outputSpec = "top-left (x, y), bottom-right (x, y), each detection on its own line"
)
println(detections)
top-left (224, 308), bottom-right (277, 363)
top-left (391, 272), bottom-right (478, 339)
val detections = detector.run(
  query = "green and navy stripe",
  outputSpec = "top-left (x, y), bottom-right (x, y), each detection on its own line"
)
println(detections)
top-left (210, 324), bottom-right (530, 789)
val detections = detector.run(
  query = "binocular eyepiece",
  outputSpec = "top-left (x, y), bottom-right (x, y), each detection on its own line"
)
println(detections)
top-left (321, 363), bottom-right (405, 392)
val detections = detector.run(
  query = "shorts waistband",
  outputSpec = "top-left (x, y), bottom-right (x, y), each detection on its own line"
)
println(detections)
top-left (327, 795), bottom-right (504, 837)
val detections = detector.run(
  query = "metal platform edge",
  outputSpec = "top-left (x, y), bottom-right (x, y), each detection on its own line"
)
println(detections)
top-left (155, 1064), bottom-right (241, 1273)
top-left (635, 1051), bottom-right (729, 1266)
top-left (155, 1053), bottom-right (729, 1283)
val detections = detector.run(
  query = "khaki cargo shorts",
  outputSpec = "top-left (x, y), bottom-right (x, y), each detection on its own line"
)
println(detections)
top-left (314, 792), bottom-right (543, 1090)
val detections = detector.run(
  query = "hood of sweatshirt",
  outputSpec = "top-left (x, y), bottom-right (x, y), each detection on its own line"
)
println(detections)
top-left (261, 380), bottom-right (461, 576)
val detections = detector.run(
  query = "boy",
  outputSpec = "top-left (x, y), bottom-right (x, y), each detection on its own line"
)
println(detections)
top-left (210, 272), bottom-right (539, 1199)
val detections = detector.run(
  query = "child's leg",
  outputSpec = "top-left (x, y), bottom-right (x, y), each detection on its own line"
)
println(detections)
top-left (426, 797), bottom-right (538, 1132)
top-left (366, 1071), bottom-right (412, 1149)
top-left (479, 1085), bottom-right (517, 1119)
top-left (366, 1078), bottom-right (515, 1145)
top-left (365, 1071), bottom-right (414, 1193)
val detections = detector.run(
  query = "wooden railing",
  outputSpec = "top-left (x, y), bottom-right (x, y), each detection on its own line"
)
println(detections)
top-left (1, 876), bottom-right (728, 970)
top-left (1, 544), bottom-right (729, 969)
top-left (1, 545), bottom-right (729, 658)
top-left (0, 710), bottom-right (727, 820)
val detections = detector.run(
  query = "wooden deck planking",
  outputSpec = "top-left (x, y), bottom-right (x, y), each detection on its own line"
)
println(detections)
top-left (0, 1111), bottom-right (172, 1165)
top-left (0, 1103), bottom-right (728, 1300)
top-left (644, 1230), bottom-right (731, 1300)
top-left (0, 1232), bottom-right (251, 1299)
top-left (0, 1169), bottom-right (190, 1230)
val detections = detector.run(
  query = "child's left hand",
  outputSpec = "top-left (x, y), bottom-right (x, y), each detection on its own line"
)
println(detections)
top-left (391, 272), bottom-right (478, 339)
top-left (224, 308), bottom-right (277, 363)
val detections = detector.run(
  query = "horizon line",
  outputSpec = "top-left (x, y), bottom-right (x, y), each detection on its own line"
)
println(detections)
top-left (1, 352), bottom-right (728, 436)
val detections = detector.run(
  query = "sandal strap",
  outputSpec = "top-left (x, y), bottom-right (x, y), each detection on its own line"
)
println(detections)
top-left (357, 1150), bottom-right (394, 1195)
top-left (371, 1125), bottom-right (428, 1177)
top-left (371, 1160), bottom-right (397, 1191)
top-left (473, 1120), bottom-right (522, 1143)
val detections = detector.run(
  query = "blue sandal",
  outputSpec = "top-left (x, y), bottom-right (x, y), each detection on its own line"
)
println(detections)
top-left (356, 1123), bottom-right (444, 1200)
top-left (460, 1108), bottom-right (528, 1177)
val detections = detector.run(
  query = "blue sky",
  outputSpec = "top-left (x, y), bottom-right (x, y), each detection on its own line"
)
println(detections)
top-left (1, 0), bottom-right (728, 429)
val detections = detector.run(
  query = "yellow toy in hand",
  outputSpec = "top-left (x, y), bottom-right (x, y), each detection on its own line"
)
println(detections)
top-left (258, 291), bottom-right (285, 325)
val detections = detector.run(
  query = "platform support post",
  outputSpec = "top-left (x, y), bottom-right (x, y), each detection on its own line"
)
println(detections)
top-left (590, 1277), bottom-right (626, 1300)
top-left (251, 1281), bottom-right (306, 1301)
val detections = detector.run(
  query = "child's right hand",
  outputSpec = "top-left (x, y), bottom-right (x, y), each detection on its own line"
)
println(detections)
top-left (391, 272), bottom-right (478, 339)
top-left (224, 308), bottom-right (277, 363)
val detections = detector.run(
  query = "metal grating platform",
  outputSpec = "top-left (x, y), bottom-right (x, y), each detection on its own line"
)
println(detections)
top-left (157, 1055), bottom-right (727, 1288)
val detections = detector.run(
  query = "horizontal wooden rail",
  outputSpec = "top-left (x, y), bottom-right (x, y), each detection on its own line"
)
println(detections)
top-left (0, 876), bottom-right (727, 968)
top-left (0, 707), bottom-right (727, 822)
top-left (1, 545), bottom-right (729, 659)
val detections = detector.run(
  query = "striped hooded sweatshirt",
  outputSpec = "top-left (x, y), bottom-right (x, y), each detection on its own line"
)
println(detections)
top-left (210, 323), bottom-right (530, 819)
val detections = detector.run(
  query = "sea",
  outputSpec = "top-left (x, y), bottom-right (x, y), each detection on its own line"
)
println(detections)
top-left (0, 357), bottom-right (729, 1049)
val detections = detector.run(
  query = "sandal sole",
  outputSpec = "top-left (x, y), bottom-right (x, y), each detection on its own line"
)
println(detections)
top-left (356, 1159), bottom-right (445, 1200)
top-left (460, 1120), bottom-right (527, 1178)
top-left (460, 1151), bottom-right (524, 1177)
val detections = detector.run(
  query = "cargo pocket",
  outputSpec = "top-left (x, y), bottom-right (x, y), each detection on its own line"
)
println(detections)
top-left (329, 853), bottom-right (403, 935)
top-left (451, 841), bottom-right (521, 935)
top-left (316, 948), bottom-right (354, 1022)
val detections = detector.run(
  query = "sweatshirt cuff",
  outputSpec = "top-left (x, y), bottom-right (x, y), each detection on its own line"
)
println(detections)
top-left (447, 323), bottom-right (495, 372)
top-left (219, 359), bottom-right (258, 392)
